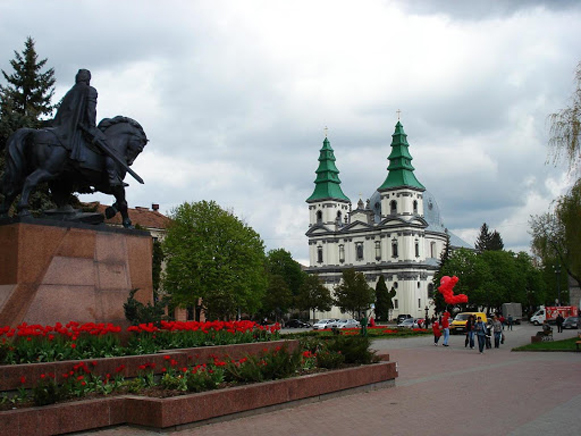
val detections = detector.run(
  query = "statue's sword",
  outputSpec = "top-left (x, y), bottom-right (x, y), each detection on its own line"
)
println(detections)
top-left (79, 123), bottom-right (144, 184)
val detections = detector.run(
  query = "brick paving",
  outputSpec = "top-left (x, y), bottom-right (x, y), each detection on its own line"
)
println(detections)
top-left (79, 325), bottom-right (581, 436)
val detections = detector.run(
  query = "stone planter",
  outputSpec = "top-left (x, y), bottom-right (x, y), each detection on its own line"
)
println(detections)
top-left (0, 360), bottom-right (397, 435)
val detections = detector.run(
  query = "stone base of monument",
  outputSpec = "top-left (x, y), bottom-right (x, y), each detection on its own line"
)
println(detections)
top-left (0, 217), bottom-right (153, 327)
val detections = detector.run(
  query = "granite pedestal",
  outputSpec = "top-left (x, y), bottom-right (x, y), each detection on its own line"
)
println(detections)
top-left (0, 218), bottom-right (153, 327)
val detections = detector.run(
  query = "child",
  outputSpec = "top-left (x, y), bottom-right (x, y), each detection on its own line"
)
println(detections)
top-left (432, 319), bottom-right (442, 345)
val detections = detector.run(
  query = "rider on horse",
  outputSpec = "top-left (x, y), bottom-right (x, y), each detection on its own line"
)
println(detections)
top-left (51, 69), bottom-right (124, 188)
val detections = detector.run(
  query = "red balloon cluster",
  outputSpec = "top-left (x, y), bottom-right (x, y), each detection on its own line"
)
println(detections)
top-left (438, 275), bottom-right (469, 305)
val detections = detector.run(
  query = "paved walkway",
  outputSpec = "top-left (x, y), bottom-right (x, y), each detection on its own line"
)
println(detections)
top-left (80, 325), bottom-right (581, 436)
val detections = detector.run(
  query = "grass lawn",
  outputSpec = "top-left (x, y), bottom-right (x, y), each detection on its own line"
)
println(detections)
top-left (512, 336), bottom-right (581, 352)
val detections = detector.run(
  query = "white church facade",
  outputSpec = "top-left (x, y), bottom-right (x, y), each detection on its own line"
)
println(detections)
top-left (305, 121), bottom-right (471, 320)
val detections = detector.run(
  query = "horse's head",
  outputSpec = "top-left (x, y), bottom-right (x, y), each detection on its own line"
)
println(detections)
top-left (98, 116), bottom-right (148, 165)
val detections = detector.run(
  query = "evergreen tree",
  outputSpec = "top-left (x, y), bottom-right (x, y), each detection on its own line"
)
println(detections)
top-left (375, 275), bottom-right (395, 321)
top-left (432, 230), bottom-right (451, 312)
top-left (0, 36), bottom-right (55, 145)
top-left (474, 223), bottom-right (492, 253)
top-left (0, 36), bottom-right (56, 211)
top-left (489, 231), bottom-right (505, 251)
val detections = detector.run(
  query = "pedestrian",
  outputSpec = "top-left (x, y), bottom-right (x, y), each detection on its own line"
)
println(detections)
top-left (441, 311), bottom-right (450, 347)
top-left (432, 319), bottom-right (442, 345)
top-left (507, 314), bottom-right (513, 330)
top-left (475, 316), bottom-right (487, 353)
top-left (499, 314), bottom-right (506, 330)
top-left (492, 315), bottom-right (503, 348)
top-left (465, 314), bottom-right (475, 349)
top-left (556, 313), bottom-right (564, 333)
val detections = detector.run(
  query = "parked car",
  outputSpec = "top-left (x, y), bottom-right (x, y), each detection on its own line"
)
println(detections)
top-left (312, 319), bottom-right (337, 330)
top-left (327, 319), bottom-right (361, 329)
top-left (286, 319), bottom-right (312, 328)
top-left (397, 318), bottom-right (420, 329)
top-left (396, 314), bottom-right (412, 324)
top-left (562, 316), bottom-right (579, 329)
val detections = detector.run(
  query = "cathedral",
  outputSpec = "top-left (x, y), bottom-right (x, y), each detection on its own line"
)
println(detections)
top-left (305, 120), bottom-right (471, 320)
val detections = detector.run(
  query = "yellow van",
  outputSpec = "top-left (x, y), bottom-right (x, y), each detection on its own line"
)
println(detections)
top-left (450, 312), bottom-right (487, 334)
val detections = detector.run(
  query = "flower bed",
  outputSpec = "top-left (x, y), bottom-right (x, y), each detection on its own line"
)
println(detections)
top-left (0, 360), bottom-right (396, 435)
top-left (0, 320), bottom-right (281, 365)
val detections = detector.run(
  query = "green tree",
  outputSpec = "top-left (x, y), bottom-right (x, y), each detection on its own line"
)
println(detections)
top-left (0, 37), bottom-right (56, 211)
top-left (475, 223), bottom-right (504, 252)
top-left (530, 180), bottom-right (581, 290)
top-left (547, 61), bottom-right (581, 172)
top-left (295, 274), bottom-right (333, 320)
top-left (480, 250), bottom-right (519, 310)
top-left (162, 200), bottom-right (267, 320)
top-left (334, 268), bottom-right (375, 318)
top-left (261, 274), bottom-right (293, 322)
top-left (432, 231), bottom-right (451, 313)
top-left (265, 248), bottom-right (306, 297)
top-left (374, 276), bottom-right (395, 321)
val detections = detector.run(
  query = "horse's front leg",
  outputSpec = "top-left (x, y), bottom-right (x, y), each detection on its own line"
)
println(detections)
top-left (112, 188), bottom-right (133, 229)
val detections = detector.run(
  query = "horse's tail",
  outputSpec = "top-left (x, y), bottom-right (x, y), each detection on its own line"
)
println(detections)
top-left (1, 128), bottom-right (32, 195)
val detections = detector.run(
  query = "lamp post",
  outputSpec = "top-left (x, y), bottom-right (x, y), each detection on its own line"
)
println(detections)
top-left (555, 264), bottom-right (561, 306)
top-left (424, 305), bottom-right (429, 328)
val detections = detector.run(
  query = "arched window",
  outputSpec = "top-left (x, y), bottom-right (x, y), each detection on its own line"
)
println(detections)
top-left (392, 239), bottom-right (398, 258)
top-left (375, 241), bottom-right (381, 260)
top-left (430, 242), bottom-right (436, 258)
top-left (390, 200), bottom-right (397, 215)
top-left (317, 246), bottom-right (323, 263)
top-left (415, 240), bottom-right (420, 257)
top-left (356, 242), bottom-right (364, 261)
top-left (339, 244), bottom-right (345, 262)
top-left (413, 200), bottom-right (418, 214)
top-left (316, 210), bottom-right (323, 224)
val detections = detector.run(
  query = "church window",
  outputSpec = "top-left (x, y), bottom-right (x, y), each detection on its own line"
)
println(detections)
top-left (391, 239), bottom-right (398, 258)
top-left (428, 283), bottom-right (434, 299)
top-left (356, 242), bottom-right (364, 261)
top-left (393, 282), bottom-right (398, 289)
top-left (339, 244), bottom-right (345, 263)
top-left (394, 299), bottom-right (399, 309)
top-left (413, 200), bottom-right (418, 214)
top-left (430, 242), bottom-right (436, 258)
top-left (375, 241), bottom-right (381, 260)
top-left (317, 246), bottom-right (323, 263)
top-left (415, 240), bottom-right (420, 257)
top-left (390, 200), bottom-right (397, 215)
top-left (316, 210), bottom-right (322, 224)
top-left (418, 298), bottom-right (422, 309)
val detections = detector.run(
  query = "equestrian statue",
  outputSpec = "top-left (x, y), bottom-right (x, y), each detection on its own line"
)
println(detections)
top-left (0, 69), bottom-right (148, 228)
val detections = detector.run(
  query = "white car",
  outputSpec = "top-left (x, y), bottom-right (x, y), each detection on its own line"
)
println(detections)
top-left (312, 319), bottom-right (337, 330)
top-left (328, 319), bottom-right (361, 329)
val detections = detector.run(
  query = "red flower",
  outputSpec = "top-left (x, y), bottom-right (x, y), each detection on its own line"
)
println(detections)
top-left (20, 376), bottom-right (26, 384)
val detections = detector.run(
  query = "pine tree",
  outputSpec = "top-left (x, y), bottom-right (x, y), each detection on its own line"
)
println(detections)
top-left (375, 275), bottom-right (395, 321)
top-left (474, 223), bottom-right (492, 253)
top-left (489, 231), bottom-right (504, 251)
top-left (0, 37), bottom-right (56, 211)
top-left (0, 36), bottom-right (55, 144)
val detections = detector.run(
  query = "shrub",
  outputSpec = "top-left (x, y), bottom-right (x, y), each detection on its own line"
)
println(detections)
top-left (325, 335), bottom-right (379, 365)
top-left (315, 350), bottom-right (345, 369)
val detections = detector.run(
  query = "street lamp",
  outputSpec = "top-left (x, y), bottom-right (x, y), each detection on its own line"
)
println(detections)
top-left (555, 264), bottom-right (561, 306)
top-left (424, 305), bottom-right (429, 327)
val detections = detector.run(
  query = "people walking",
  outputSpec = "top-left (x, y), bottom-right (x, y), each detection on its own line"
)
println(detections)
top-left (441, 311), bottom-right (450, 347)
top-left (475, 316), bottom-right (487, 353)
top-left (465, 314), bottom-right (475, 349)
top-left (432, 319), bottom-right (442, 345)
top-left (492, 315), bottom-right (503, 348)
top-left (556, 313), bottom-right (564, 333)
top-left (507, 314), bottom-right (513, 330)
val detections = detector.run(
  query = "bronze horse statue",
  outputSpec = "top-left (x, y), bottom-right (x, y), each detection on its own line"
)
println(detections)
top-left (0, 116), bottom-right (148, 228)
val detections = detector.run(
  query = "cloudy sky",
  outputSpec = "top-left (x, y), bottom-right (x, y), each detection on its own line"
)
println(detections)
top-left (1, 0), bottom-right (579, 264)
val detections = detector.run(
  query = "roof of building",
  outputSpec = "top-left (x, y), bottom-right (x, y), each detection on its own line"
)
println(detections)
top-left (377, 121), bottom-right (425, 192)
top-left (87, 202), bottom-right (172, 229)
top-left (306, 137), bottom-right (351, 203)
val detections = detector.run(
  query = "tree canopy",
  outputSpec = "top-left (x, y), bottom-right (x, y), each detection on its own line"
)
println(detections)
top-left (295, 274), bottom-right (333, 320)
top-left (0, 37), bottom-right (56, 211)
top-left (162, 200), bottom-right (268, 320)
top-left (334, 268), bottom-right (375, 318)
top-left (265, 248), bottom-right (306, 296)
top-left (374, 275), bottom-right (395, 321)
top-left (548, 61), bottom-right (581, 173)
